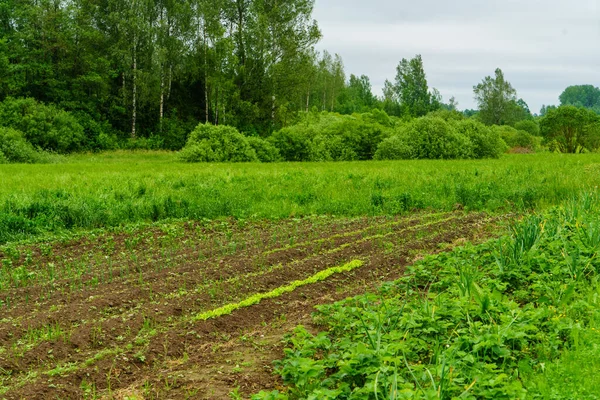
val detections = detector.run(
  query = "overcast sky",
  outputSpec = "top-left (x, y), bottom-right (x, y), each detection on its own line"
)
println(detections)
top-left (312, 0), bottom-right (600, 113)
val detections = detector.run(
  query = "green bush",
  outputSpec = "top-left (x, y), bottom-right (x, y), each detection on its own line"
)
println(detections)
top-left (246, 136), bottom-right (281, 162)
top-left (375, 117), bottom-right (477, 160)
top-left (268, 126), bottom-right (313, 162)
top-left (0, 149), bottom-right (7, 164)
top-left (0, 127), bottom-right (43, 163)
top-left (179, 123), bottom-right (258, 163)
top-left (514, 120), bottom-right (540, 136)
top-left (71, 110), bottom-right (116, 150)
top-left (0, 97), bottom-right (85, 153)
top-left (452, 119), bottom-right (505, 158)
top-left (494, 125), bottom-right (538, 150)
top-left (427, 109), bottom-right (466, 121)
top-left (406, 117), bottom-right (473, 159)
top-left (270, 111), bottom-right (392, 162)
top-left (373, 134), bottom-right (413, 160)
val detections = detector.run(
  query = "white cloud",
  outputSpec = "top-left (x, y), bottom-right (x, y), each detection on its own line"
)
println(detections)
top-left (313, 0), bottom-right (600, 112)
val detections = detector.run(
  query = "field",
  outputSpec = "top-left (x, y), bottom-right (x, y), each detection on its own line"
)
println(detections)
top-left (1, 153), bottom-right (600, 399)
top-left (2, 152), bottom-right (600, 245)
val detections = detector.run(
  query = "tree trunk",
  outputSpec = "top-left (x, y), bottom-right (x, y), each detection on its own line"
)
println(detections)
top-left (132, 34), bottom-right (137, 139)
top-left (204, 19), bottom-right (209, 124)
top-left (215, 84), bottom-right (219, 125)
top-left (306, 87), bottom-right (310, 112)
top-left (159, 69), bottom-right (164, 133)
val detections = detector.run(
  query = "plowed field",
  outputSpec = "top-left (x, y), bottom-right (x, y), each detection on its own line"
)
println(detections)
top-left (0, 211), bottom-right (506, 399)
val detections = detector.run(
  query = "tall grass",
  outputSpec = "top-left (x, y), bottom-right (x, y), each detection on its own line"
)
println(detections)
top-left (1, 152), bottom-right (600, 243)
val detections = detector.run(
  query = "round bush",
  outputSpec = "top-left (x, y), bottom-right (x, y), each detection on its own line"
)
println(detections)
top-left (452, 119), bottom-right (505, 158)
top-left (0, 97), bottom-right (85, 153)
top-left (374, 135), bottom-right (413, 160)
top-left (0, 127), bottom-right (42, 163)
top-left (403, 117), bottom-right (473, 159)
top-left (179, 124), bottom-right (258, 163)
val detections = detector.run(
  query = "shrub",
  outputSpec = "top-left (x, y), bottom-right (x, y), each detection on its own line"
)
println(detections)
top-left (270, 111), bottom-right (392, 162)
top-left (0, 97), bottom-right (85, 153)
top-left (246, 136), bottom-right (281, 163)
top-left (0, 150), bottom-right (7, 164)
top-left (452, 119), bottom-right (505, 158)
top-left (374, 135), bottom-right (413, 160)
top-left (269, 126), bottom-right (314, 162)
top-left (514, 120), bottom-right (540, 136)
top-left (71, 110), bottom-right (116, 150)
top-left (179, 124), bottom-right (258, 163)
top-left (0, 127), bottom-right (43, 163)
top-left (120, 136), bottom-right (165, 151)
top-left (427, 109), bottom-right (465, 121)
top-left (494, 125), bottom-right (537, 150)
top-left (403, 117), bottom-right (473, 159)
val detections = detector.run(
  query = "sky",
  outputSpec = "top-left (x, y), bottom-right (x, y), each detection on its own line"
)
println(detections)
top-left (312, 0), bottom-right (600, 113)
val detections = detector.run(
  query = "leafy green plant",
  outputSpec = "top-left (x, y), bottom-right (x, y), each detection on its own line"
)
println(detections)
top-left (255, 192), bottom-right (600, 399)
top-left (192, 260), bottom-right (363, 321)
top-left (0, 127), bottom-right (45, 163)
top-left (179, 123), bottom-right (259, 163)
top-left (0, 97), bottom-right (85, 153)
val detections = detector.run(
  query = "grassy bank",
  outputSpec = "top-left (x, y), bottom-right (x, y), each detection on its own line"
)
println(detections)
top-left (1, 152), bottom-right (599, 243)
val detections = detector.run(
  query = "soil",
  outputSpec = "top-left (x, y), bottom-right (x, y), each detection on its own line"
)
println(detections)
top-left (0, 211), bottom-right (509, 399)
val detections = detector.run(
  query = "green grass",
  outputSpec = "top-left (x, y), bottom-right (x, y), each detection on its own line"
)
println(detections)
top-left (1, 152), bottom-right (600, 244)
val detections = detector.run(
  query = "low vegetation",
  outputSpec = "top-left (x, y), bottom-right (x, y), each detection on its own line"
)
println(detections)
top-left (2, 153), bottom-right (600, 244)
top-left (254, 193), bottom-right (600, 399)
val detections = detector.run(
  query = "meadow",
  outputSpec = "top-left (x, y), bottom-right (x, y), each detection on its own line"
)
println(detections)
top-left (1, 152), bottom-right (600, 399)
top-left (1, 152), bottom-right (600, 244)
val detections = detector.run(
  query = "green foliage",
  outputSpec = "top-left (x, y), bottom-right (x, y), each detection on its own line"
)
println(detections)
top-left (373, 135), bottom-right (413, 160)
top-left (392, 55), bottom-right (440, 117)
top-left (493, 125), bottom-right (538, 151)
top-left (0, 127), bottom-right (44, 163)
top-left (404, 117), bottom-right (473, 159)
top-left (193, 260), bottom-right (363, 321)
top-left (0, 98), bottom-right (85, 153)
top-left (474, 69), bottom-right (530, 126)
top-left (376, 117), bottom-right (473, 160)
top-left (179, 124), bottom-right (259, 163)
top-left (70, 111), bottom-right (117, 150)
top-left (270, 112), bottom-right (392, 162)
top-left (156, 116), bottom-right (198, 151)
top-left (514, 120), bottom-right (541, 137)
top-left (257, 193), bottom-right (600, 399)
top-left (452, 119), bottom-right (505, 158)
top-left (559, 85), bottom-right (600, 112)
top-left (427, 109), bottom-right (465, 121)
top-left (246, 136), bottom-right (281, 163)
top-left (337, 75), bottom-right (379, 114)
top-left (540, 105), bottom-right (600, 153)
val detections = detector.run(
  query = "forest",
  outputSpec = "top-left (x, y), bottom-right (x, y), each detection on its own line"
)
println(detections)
top-left (1, 0), bottom-right (600, 163)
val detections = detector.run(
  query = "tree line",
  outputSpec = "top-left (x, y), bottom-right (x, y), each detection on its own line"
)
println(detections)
top-left (1, 0), bottom-right (599, 159)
